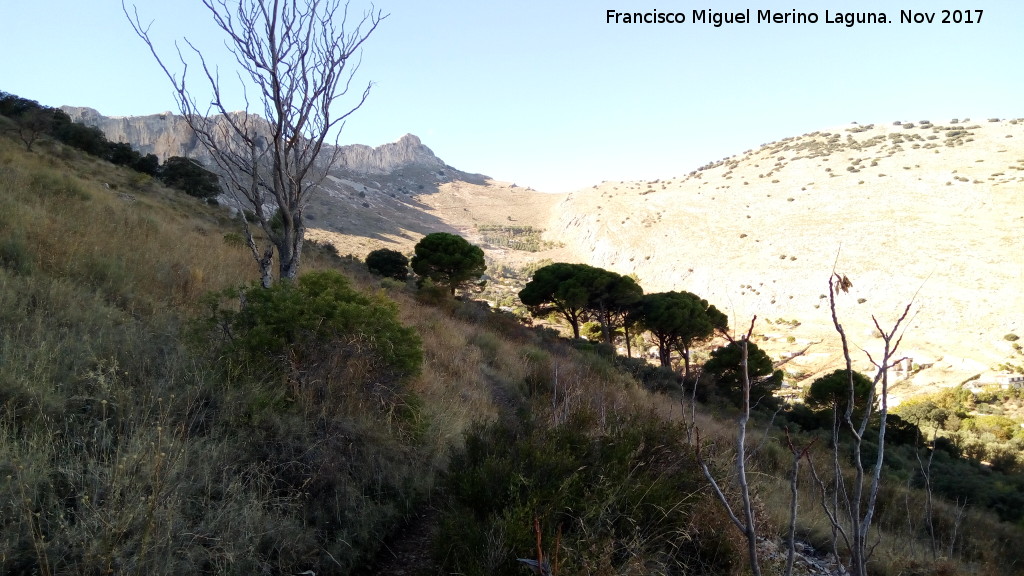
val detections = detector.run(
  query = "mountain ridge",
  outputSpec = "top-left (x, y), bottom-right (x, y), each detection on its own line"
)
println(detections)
top-left (60, 106), bottom-right (449, 176)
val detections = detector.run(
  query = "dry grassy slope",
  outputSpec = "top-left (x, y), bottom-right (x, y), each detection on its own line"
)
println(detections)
top-left (546, 120), bottom-right (1024, 400)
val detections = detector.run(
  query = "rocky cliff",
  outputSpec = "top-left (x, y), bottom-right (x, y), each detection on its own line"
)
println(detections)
top-left (60, 107), bottom-right (446, 175)
top-left (339, 134), bottom-right (445, 174)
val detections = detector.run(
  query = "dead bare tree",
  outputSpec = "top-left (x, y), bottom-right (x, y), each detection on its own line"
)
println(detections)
top-left (916, 428), bottom-right (939, 561)
top-left (125, 0), bottom-right (385, 286)
top-left (783, 429), bottom-right (815, 576)
top-left (808, 271), bottom-right (916, 576)
top-left (696, 317), bottom-right (762, 576)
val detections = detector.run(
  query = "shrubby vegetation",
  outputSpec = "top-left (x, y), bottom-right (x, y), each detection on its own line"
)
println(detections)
top-left (157, 156), bottom-right (221, 198)
top-left (365, 247), bottom-right (410, 281)
top-left (3, 101), bottom-right (1024, 575)
top-left (1, 90), bottom-right (219, 197)
top-left (193, 269), bottom-right (422, 391)
top-left (477, 223), bottom-right (559, 252)
top-left (438, 414), bottom-right (737, 576)
top-left (0, 130), bottom-right (433, 574)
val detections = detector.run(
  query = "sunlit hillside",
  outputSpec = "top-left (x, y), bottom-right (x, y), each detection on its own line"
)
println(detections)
top-left (549, 119), bottom-right (1024, 401)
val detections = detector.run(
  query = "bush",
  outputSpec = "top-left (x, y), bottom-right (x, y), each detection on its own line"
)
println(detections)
top-left (158, 156), bottom-right (221, 198)
top-left (437, 414), bottom-right (731, 575)
top-left (365, 248), bottom-right (409, 281)
top-left (194, 269), bottom-right (422, 401)
top-left (614, 356), bottom-right (679, 392)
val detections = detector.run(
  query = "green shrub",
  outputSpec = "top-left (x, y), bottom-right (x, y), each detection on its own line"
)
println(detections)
top-left (437, 414), bottom-right (730, 575)
top-left (365, 247), bottom-right (409, 281)
top-left (615, 355), bottom-right (679, 392)
top-left (700, 340), bottom-right (783, 409)
top-left (158, 156), bottom-right (221, 198)
top-left (194, 269), bottom-right (422, 399)
top-left (0, 235), bottom-right (32, 274)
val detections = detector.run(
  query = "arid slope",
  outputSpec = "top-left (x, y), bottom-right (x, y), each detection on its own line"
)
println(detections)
top-left (547, 119), bottom-right (1024, 399)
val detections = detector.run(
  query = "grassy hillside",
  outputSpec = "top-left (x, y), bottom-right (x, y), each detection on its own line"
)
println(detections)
top-left (1, 122), bottom-right (1022, 576)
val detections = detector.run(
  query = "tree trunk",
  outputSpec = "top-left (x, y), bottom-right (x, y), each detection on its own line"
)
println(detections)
top-left (623, 322), bottom-right (632, 358)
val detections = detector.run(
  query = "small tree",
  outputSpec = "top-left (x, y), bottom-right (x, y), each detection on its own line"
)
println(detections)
top-left (106, 141), bottom-right (143, 167)
top-left (519, 262), bottom-right (641, 343)
top-left (365, 248), bottom-right (409, 281)
top-left (635, 291), bottom-right (727, 379)
top-left (12, 107), bottom-right (53, 152)
top-left (807, 272), bottom-right (916, 576)
top-left (411, 232), bottom-right (486, 295)
top-left (805, 369), bottom-right (873, 416)
top-left (132, 153), bottom-right (161, 176)
top-left (586, 269), bottom-right (643, 346)
top-left (696, 318), bottom-right (764, 576)
top-left (702, 339), bottom-right (782, 409)
top-left (159, 156), bottom-right (222, 198)
top-left (519, 262), bottom-right (595, 339)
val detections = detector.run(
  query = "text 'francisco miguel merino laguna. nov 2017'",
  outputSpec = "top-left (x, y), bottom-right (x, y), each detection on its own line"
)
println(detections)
top-left (605, 8), bottom-right (984, 27)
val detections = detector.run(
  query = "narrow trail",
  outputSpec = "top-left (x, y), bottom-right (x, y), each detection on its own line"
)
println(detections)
top-left (362, 367), bottom-right (521, 575)
top-left (360, 506), bottom-right (442, 576)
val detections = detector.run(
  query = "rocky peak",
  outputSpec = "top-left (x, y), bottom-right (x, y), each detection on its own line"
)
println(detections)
top-left (337, 133), bottom-right (445, 174)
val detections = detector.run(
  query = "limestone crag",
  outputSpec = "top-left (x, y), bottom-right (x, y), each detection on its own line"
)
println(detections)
top-left (338, 134), bottom-right (445, 174)
top-left (61, 107), bottom-right (202, 161)
top-left (60, 107), bottom-right (446, 175)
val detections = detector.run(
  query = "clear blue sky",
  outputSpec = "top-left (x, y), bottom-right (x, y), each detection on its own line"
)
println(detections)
top-left (3, 0), bottom-right (1022, 192)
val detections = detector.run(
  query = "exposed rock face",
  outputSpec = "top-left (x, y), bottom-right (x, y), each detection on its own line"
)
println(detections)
top-left (62, 106), bottom-right (201, 160)
top-left (60, 107), bottom-right (445, 175)
top-left (338, 134), bottom-right (445, 174)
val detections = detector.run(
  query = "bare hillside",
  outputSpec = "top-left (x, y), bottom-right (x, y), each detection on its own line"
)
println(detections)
top-left (547, 119), bottom-right (1024, 399)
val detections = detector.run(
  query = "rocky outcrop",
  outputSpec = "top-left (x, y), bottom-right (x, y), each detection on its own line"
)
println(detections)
top-left (61, 107), bottom-right (201, 160)
top-left (60, 107), bottom-right (446, 175)
top-left (338, 134), bottom-right (445, 174)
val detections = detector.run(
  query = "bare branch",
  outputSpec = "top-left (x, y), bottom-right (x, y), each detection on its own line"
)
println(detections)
top-left (124, 0), bottom-right (387, 284)
top-left (820, 264), bottom-right (919, 576)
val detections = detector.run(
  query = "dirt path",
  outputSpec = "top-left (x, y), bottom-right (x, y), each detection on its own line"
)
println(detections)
top-left (357, 506), bottom-right (442, 576)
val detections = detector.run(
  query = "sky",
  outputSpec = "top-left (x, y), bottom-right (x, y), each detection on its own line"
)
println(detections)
top-left (2, 0), bottom-right (1023, 192)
